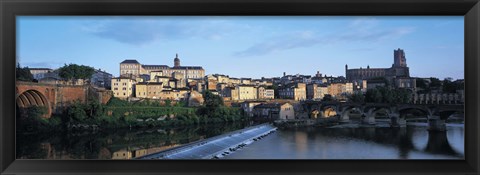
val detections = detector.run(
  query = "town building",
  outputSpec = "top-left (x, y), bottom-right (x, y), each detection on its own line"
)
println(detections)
top-left (278, 83), bottom-right (306, 101)
top-left (252, 102), bottom-right (295, 120)
top-left (111, 77), bottom-right (136, 99)
top-left (119, 54), bottom-right (205, 81)
top-left (135, 82), bottom-right (163, 99)
top-left (91, 69), bottom-right (113, 89)
top-left (29, 68), bottom-right (53, 80)
top-left (264, 89), bottom-right (275, 99)
top-left (328, 82), bottom-right (353, 99)
top-left (257, 86), bottom-right (275, 99)
top-left (237, 85), bottom-right (258, 100)
top-left (306, 84), bottom-right (329, 100)
top-left (240, 100), bottom-right (266, 117)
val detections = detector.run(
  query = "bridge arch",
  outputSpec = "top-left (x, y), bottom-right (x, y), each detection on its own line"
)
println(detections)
top-left (16, 89), bottom-right (51, 118)
top-left (322, 106), bottom-right (338, 118)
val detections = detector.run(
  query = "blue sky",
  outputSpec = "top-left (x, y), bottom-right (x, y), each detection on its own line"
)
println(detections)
top-left (17, 16), bottom-right (464, 80)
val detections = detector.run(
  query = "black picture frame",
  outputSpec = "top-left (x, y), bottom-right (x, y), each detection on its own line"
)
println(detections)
top-left (1, 0), bottom-right (479, 174)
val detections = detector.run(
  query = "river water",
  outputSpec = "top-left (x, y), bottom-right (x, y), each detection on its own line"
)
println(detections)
top-left (16, 122), bottom-right (464, 160)
top-left (224, 123), bottom-right (464, 159)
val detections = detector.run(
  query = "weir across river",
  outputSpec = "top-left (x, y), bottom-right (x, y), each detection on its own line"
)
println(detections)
top-left (137, 123), bottom-right (277, 159)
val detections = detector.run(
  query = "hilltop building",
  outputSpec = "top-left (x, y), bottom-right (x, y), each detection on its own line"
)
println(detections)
top-left (119, 54), bottom-right (205, 81)
top-left (345, 48), bottom-right (416, 89)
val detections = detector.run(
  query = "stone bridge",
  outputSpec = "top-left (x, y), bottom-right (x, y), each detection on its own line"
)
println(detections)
top-left (16, 81), bottom-right (112, 118)
top-left (301, 100), bottom-right (464, 131)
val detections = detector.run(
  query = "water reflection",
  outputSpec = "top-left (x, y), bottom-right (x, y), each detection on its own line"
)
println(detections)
top-left (17, 122), bottom-right (249, 159)
top-left (224, 125), bottom-right (464, 159)
top-left (17, 122), bottom-right (464, 159)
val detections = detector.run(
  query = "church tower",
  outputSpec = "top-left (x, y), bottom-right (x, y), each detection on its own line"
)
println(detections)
top-left (393, 48), bottom-right (407, 67)
top-left (174, 53), bottom-right (180, 67)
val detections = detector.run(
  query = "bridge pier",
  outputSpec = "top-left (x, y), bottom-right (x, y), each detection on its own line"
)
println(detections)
top-left (427, 116), bottom-right (446, 131)
top-left (362, 114), bottom-right (376, 125)
top-left (390, 114), bottom-right (406, 127)
top-left (339, 112), bottom-right (350, 123)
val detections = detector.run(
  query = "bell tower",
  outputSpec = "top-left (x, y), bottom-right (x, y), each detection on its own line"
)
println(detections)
top-left (393, 48), bottom-right (407, 67)
top-left (174, 53), bottom-right (180, 67)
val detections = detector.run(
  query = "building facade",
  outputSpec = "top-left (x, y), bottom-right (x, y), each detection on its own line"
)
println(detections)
top-left (91, 69), bottom-right (113, 89)
top-left (29, 68), bottom-right (53, 80)
top-left (135, 82), bottom-right (164, 99)
top-left (237, 85), bottom-right (258, 100)
top-left (252, 102), bottom-right (295, 120)
top-left (279, 83), bottom-right (306, 101)
top-left (346, 48), bottom-right (410, 81)
top-left (111, 77), bottom-right (136, 99)
top-left (119, 54), bottom-right (205, 80)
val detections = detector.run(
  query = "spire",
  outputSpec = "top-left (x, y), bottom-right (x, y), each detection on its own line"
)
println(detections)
top-left (176, 53), bottom-right (178, 58)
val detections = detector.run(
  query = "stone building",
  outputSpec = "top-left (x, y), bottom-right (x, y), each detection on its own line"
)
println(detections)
top-left (252, 102), bottom-right (295, 120)
top-left (306, 84), bottom-right (329, 100)
top-left (187, 90), bottom-right (204, 107)
top-left (135, 82), bottom-right (163, 99)
top-left (257, 86), bottom-right (275, 99)
top-left (29, 68), bottom-right (53, 80)
top-left (278, 83), bottom-right (306, 101)
top-left (91, 69), bottom-right (113, 89)
top-left (119, 54), bottom-right (205, 80)
top-left (264, 89), bottom-right (275, 99)
top-left (237, 85), bottom-right (258, 100)
top-left (328, 82), bottom-right (353, 99)
top-left (345, 48), bottom-right (415, 89)
top-left (111, 77), bottom-right (136, 99)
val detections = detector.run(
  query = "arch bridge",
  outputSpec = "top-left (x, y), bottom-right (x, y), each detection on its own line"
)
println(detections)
top-left (16, 81), bottom-right (91, 118)
top-left (302, 100), bottom-right (464, 131)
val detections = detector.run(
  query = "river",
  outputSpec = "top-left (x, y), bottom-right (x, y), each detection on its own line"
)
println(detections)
top-left (224, 123), bottom-right (464, 159)
top-left (16, 122), bottom-right (464, 160)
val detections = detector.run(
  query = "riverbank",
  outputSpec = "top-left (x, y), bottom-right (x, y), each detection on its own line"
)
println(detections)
top-left (17, 95), bottom-right (249, 132)
top-left (16, 122), bottom-right (252, 159)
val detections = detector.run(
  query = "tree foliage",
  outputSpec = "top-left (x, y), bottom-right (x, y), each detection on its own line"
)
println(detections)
top-left (202, 90), bottom-right (224, 108)
top-left (16, 63), bottom-right (34, 81)
top-left (348, 92), bottom-right (365, 103)
top-left (321, 94), bottom-right (334, 102)
top-left (429, 77), bottom-right (442, 89)
top-left (58, 64), bottom-right (95, 81)
top-left (442, 78), bottom-right (464, 93)
top-left (365, 86), bottom-right (412, 104)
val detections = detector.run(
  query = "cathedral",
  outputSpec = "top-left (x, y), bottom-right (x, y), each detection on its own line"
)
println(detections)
top-left (345, 48), bottom-right (415, 89)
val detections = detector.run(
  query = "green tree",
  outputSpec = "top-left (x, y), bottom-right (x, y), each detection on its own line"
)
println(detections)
top-left (365, 88), bottom-right (383, 103)
top-left (429, 77), bottom-right (442, 89)
top-left (348, 92), bottom-right (365, 103)
top-left (442, 77), bottom-right (460, 93)
top-left (58, 64), bottom-right (95, 83)
top-left (164, 99), bottom-right (172, 107)
top-left (106, 97), bottom-right (129, 106)
top-left (16, 63), bottom-right (34, 81)
top-left (322, 94), bottom-right (334, 102)
top-left (416, 78), bottom-right (429, 91)
top-left (202, 90), bottom-right (224, 108)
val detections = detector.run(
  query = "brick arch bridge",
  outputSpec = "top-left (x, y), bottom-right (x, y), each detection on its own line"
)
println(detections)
top-left (16, 81), bottom-right (112, 118)
top-left (302, 100), bottom-right (464, 131)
